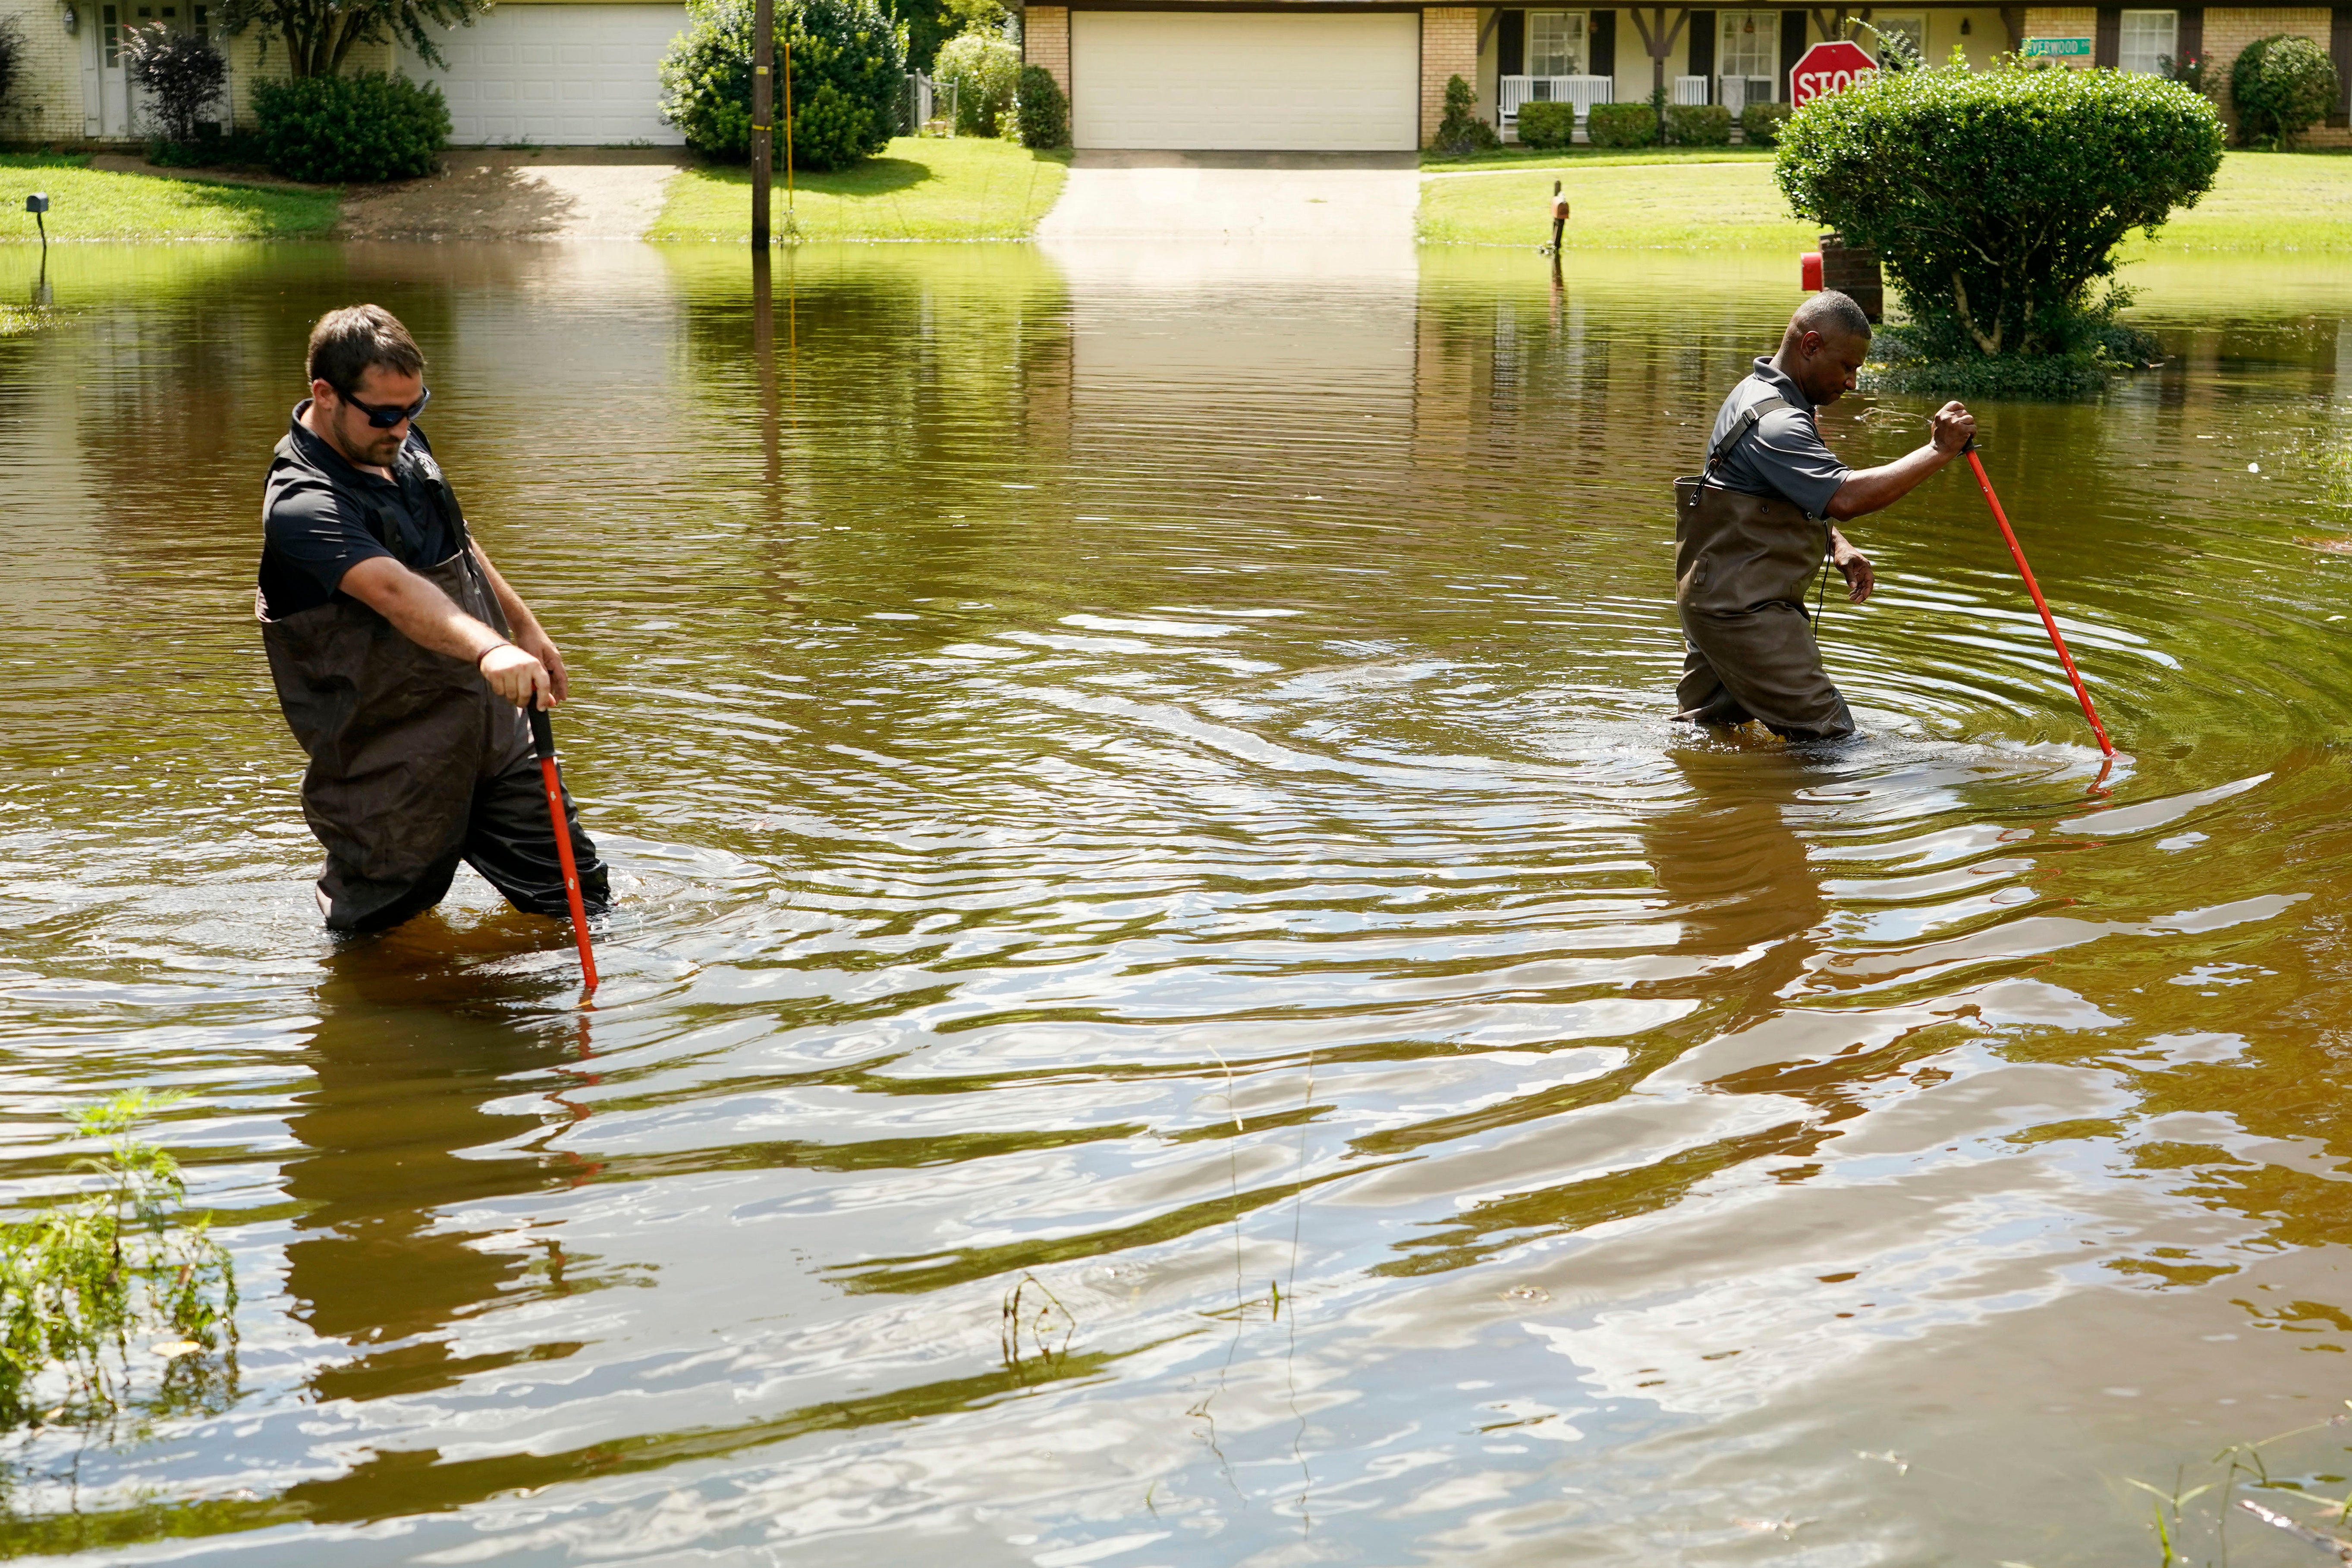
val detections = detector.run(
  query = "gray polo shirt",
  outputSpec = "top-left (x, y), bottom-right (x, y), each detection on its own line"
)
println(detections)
top-left (1703, 358), bottom-right (1851, 520)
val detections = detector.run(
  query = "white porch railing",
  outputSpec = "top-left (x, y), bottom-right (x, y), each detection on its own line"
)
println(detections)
top-left (1672, 75), bottom-right (1710, 104)
top-left (1716, 75), bottom-right (1776, 111)
top-left (1497, 74), bottom-right (1615, 132)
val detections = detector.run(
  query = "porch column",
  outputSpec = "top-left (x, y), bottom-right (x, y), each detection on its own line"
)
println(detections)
top-left (1627, 6), bottom-right (1691, 107)
top-left (1422, 6), bottom-right (1480, 144)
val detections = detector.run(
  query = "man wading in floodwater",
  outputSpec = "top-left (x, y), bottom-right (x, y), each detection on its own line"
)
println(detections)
top-left (1675, 289), bottom-right (1976, 741)
top-left (257, 305), bottom-right (609, 931)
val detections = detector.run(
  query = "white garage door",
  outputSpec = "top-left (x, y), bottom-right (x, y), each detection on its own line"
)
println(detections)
top-left (1070, 11), bottom-right (1418, 151)
top-left (398, 3), bottom-right (689, 147)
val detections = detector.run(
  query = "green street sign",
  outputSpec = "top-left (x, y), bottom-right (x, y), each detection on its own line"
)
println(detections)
top-left (2023, 35), bottom-right (2092, 56)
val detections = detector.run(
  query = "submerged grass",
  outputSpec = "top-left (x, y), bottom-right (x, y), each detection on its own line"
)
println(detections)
top-left (0, 155), bottom-right (338, 242)
top-left (649, 136), bottom-right (1071, 243)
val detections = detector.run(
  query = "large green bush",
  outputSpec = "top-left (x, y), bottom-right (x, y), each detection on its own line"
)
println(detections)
top-left (1515, 100), bottom-right (1575, 148)
top-left (1012, 63), bottom-right (1068, 148)
top-left (934, 29), bottom-right (1019, 135)
top-left (252, 72), bottom-right (448, 182)
top-left (1740, 100), bottom-right (1793, 145)
top-left (2229, 33), bottom-right (2340, 147)
top-left (1776, 62), bottom-right (2220, 370)
top-left (1586, 101), bottom-right (1659, 147)
top-left (1665, 102), bottom-right (1731, 145)
top-left (658, 0), bottom-right (907, 170)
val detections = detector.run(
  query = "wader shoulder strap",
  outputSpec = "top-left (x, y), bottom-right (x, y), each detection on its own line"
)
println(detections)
top-left (1704, 394), bottom-right (1790, 478)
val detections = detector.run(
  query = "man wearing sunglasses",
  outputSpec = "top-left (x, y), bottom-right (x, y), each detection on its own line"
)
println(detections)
top-left (258, 304), bottom-right (610, 933)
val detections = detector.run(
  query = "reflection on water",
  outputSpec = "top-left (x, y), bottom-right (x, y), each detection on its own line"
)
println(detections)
top-left (1, 238), bottom-right (2351, 1564)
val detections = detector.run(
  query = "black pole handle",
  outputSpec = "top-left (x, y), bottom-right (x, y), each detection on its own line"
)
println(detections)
top-left (526, 702), bottom-right (555, 759)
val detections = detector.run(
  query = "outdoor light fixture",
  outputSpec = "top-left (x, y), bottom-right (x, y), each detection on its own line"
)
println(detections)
top-left (1742, 17), bottom-right (1755, 31)
top-left (1959, 16), bottom-right (1971, 32)
top-left (61, 4), bottom-right (77, 31)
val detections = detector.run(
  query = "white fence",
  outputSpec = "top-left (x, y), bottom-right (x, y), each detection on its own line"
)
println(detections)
top-left (903, 72), bottom-right (958, 133)
top-left (1497, 74), bottom-right (1615, 135)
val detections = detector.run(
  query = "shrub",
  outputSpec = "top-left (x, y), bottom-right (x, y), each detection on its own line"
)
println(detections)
top-left (1012, 62), bottom-right (1066, 148)
top-left (658, 0), bottom-right (906, 169)
top-left (0, 17), bottom-right (23, 121)
top-left (1665, 102), bottom-right (1731, 145)
top-left (1776, 61), bottom-right (2220, 363)
top-left (124, 25), bottom-right (227, 146)
top-left (934, 28), bottom-right (1019, 135)
top-left (1431, 73), bottom-right (1500, 154)
top-left (1586, 101), bottom-right (1659, 147)
top-left (2228, 33), bottom-right (2339, 148)
top-left (1515, 99), bottom-right (1576, 148)
top-left (252, 71), bottom-right (448, 182)
top-left (1740, 100), bottom-right (1793, 145)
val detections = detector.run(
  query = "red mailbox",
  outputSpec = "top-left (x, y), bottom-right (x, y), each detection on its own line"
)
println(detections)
top-left (1800, 250), bottom-right (1824, 291)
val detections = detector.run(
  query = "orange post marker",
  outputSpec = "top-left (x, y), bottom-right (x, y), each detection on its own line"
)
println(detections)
top-left (525, 705), bottom-right (600, 994)
top-left (1963, 443), bottom-right (2115, 757)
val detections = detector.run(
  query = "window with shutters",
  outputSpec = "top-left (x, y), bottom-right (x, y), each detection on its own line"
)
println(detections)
top-left (2118, 9), bottom-right (2177, 73)
top-left (1528, 11), bottom-right (1587, 75)
top-left (1718, 11), bottom-right (1777, 77)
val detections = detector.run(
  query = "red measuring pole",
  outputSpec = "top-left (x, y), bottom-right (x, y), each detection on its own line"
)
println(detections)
top-left (526, 704), bottom-right (600, 994)
top-left (1962, 443), bottom-right (2115, 757)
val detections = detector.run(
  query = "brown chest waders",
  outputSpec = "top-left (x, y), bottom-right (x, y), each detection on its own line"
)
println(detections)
top-left (1671, 396), bottom-right (1856, 742)
top-left (259, 441), bottom-right (606, 931)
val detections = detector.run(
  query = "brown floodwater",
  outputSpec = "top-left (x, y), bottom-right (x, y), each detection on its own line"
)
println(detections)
top-left (2, 237), bottom-right (2352, 1565)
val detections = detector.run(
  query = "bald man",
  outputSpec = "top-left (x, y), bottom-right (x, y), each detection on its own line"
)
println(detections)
top-left (1673, 289), bottom-right (1976, 742)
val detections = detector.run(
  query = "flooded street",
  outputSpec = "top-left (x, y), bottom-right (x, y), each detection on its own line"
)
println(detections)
top-left (3, 237), bottom-right (2352, 1563)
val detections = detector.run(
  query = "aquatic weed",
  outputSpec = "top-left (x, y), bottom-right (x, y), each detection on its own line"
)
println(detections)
top-left (0, 1090), bottom-right (238, 1434)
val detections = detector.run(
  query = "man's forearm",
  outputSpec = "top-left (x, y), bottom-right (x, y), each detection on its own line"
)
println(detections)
top-left (1826, 442), bottom-right (1954, 521)
top-left (340, 558), bottom-right (508, 663)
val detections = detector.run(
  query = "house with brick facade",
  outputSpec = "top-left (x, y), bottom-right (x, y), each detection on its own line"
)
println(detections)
top-left (0, 0), bottom-right (2339, 150)
top-left (1020, 2), bottom-right (2351, 150)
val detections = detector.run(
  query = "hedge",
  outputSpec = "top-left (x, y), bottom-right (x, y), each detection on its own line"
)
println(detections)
top-left (252, 72), bottom-right (449, 183)
top-left (2228, 33), bottom-right (2340, 147)
top-left (1515, 100), bottom-right (1576, 148)
top-left (1665, 103), bottom-right (1732, 145)
top-left (1586, 101), bottom-right (1659, 148)
top-left (1740, 101), bottom-right (1794, 145)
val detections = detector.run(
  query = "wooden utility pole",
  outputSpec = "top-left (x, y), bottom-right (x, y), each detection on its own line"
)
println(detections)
top-left (752, 0), bottom-right (773, 247)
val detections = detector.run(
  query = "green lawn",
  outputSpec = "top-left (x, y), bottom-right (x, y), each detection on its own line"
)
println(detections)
top-left (1422, 144), bottom-right (1777, 173)
top-left (1418, 149), bottom-right (2352, 251)
top-left (1419, 157), bottom-right (1814, 249)
top-left (650, 136), bottom-right (1071, 243)
top-left (0, 155), bottom-right (339, 242)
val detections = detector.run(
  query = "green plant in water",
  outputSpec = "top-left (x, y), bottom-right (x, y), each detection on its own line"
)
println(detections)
top-left (1775, 55), bottom-right (2221, 397)
top-left (0, 1091), bottom-right (237, 1434)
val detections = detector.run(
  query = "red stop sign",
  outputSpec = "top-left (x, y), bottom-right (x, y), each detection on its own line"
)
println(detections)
top-left (1790, 40), bottom-right (1878, 107)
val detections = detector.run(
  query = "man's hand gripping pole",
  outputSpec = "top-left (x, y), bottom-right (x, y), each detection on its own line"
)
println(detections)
top-left (526, 705), bottom-right (600, 995)
top-left (1962, 439), bottom-right (2115, 758)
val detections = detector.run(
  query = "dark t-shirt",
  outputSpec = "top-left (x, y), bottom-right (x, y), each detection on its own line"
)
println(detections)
top-left (258, 405), bottom-right (462, 620)
top-left (1704, 358), bottom-right (1852, 519)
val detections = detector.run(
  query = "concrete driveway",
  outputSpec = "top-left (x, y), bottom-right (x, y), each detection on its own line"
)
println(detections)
top-left (1036, 151), bottom-right (1422, 245)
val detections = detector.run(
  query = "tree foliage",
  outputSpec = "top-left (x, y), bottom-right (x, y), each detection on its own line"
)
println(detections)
top-left (934, 28), bottom-right (1019, 135)
top-left (1775, 62), bottom-right (2221, 359)
top-left (123, 25), bottom-right (227, 144)
top-left (252, 70), bottom-right (449, 180)
top-left (218, 0), bottom-right (487, 79)
top-left (659, 0), bottom-right (908, 170)
top-left (2228, 34), bottom-right (2339, 147)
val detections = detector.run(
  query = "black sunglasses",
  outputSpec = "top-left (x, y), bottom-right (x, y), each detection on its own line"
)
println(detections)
top-left (342, 386), bottom-right (431, 429)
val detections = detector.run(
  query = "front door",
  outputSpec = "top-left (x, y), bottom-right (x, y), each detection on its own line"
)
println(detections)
top-left (86, 1), bottom-right (211, 139)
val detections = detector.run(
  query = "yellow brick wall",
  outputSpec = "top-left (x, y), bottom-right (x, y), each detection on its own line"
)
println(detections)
top-left (2201, 7), bottom-right (2346, 146)
top-left (2019, 6), bottom-right (2097, 66)
top-left (1, 0), bottom-right (89, 140)
top-left (1025, 3), bottom-right (1069, 98)
top-left (1420, 5), bottom-right (1476, 145)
